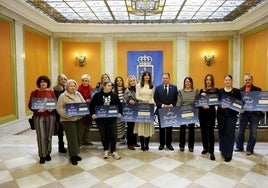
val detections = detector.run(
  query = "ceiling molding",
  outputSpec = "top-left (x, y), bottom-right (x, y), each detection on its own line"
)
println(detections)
top-left (0, 0), bottom-right (267, 33)
top-left (232, 0), bottom-right (268, 30)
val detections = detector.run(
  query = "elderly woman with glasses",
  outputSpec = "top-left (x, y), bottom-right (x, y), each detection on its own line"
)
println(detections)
top-left (56, 79), bottom-right (86, 165)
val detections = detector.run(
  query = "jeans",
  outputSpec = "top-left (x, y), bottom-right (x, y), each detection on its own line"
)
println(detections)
top-left (236, 112), bottom-right (261, 152)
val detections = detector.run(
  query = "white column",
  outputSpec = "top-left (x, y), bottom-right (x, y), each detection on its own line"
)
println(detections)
top-left (50, 35), bottom-right (58, 85)
top-left (15, 21), bottom-right (26, 119)
top-left (104, 36), bottom-right (114, 80)
top-left (176, 34), bottom-right (187, 88)
top-left (232, 34), bottom-right (240, 88)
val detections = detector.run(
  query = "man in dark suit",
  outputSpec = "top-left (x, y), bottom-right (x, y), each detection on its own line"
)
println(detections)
top-left (154, 73), bottom-right (178, 150)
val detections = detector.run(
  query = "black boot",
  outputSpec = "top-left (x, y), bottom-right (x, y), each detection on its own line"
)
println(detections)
top-left (70, 156), bottom-right (78, 165)
top-left (145, 137), bottom-right (150, 151)
top-left (58, 142), bottom-right (67, 153)
top-left (140, 136), bottom-right (145, 151)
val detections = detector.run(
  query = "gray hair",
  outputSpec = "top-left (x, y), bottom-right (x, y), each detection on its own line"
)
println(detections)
top-left (65, 79), bottom-right (78, 90)
top-left (100, 80), bottom-right (112, 91)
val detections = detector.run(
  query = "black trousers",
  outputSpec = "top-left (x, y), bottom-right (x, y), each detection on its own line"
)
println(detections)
top-left (97, 119), bottom-right (117, 153)
top-left (217, 114), bottom-right (237, 158)
top-left (199, 118), bottom-right (215, 154)
top-left (159, 127), bottom-right (173, 147)
top-left (179, 123), bottom-right (195, 149)
top-left (126, 122), bottom-right (137, 146)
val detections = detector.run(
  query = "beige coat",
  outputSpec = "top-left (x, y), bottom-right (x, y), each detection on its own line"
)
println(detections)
top-left (56, 90), bottom-right (86, 122)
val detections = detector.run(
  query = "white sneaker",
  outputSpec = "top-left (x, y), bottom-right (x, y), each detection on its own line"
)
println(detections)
top-left (112, 152), bottom-right (121, 160)
top-left (103, 150), bottom-right (109, 159)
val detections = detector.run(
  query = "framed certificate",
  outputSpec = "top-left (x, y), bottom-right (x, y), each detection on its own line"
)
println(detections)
top-left (196, 93), bottom-right (220, 107)
top-left (158, 106), bottom-right (180, 128)
top-left (241, 91), bottom-right (268, 111)
top-left (31, 97), bottom-right (57, 110)
top-left (220, 94), bottom-right (242, 112)
top-left (66, 103), bottom-right (90, 116)
top-left (95, 105), bottom-right (119, 118)
top-left (178, 104), bottom-right (199, 125)
top-left (120, 103), bottom-right (154, 122)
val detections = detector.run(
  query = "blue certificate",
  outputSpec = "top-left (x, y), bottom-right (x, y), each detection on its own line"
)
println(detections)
top-left (95, 105), bottom-right (119, 118)
top-left (158, 106), bottom-right (180, 128)
top-left (91, 88), bottom-right (99, 97)
top-left (121, 103), bottom-right (154, 122)
top-left (241, 91), bottom-right (268, 111)
top-left (220, 94), bottom-right (242, 112)
top-left (196, 93), bottom-right (220, 107)
top-left (31, 97), bottom-right (57, 110)
top-left (178, 105), bottom-right (199, 125)
top-left (66, 103), bottom-right (89, 116)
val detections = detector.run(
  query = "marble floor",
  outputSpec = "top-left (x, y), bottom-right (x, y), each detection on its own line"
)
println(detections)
top-left (0, 130), bottom-right (267, 188)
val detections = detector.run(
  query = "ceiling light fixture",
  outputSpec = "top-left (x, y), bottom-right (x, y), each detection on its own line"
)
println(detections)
top-left (126, 0), bottom-right (165, 16)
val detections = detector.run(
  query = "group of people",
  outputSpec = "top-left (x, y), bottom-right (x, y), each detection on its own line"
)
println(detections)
top-left (28, 71), bottom-right (263, 165)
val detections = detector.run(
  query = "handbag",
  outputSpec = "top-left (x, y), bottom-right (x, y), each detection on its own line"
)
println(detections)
top-left (29, 89), bottom-right (38, 130)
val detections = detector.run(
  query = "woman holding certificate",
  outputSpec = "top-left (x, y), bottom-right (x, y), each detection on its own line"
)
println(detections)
top-left (78, 74), bottom-right (93, 145)
top-left (124, 75), bottom-right (140, 150)
top-left (217, 75), bottom-right (241, 162)
top-left (134, 71), bottom-right (155, 151)
top-left (56, 79), bottom-right (85, 165)
top-left (53, 73), bottom-right (68, 154)
top-left (198, 74), bottom-right (219, 161)
top-left (90, 80), bottom-right (123, 160)
top-left (177, 77), bottom-right (198, 152)
top-left (113, 76), bottom-right (127, 144)
top-left (28, 75), bottom-right (56, 164)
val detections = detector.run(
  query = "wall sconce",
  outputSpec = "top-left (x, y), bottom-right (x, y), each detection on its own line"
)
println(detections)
top-left (203, 52), bottom-right (215, 66)
top-left (75, 53), bottom-right (86, 66)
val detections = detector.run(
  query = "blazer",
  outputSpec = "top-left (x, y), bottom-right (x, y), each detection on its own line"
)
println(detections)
top-left (240, 84), bottom-right (261, 92)
top-left (154, 84), bottom-right (178, 109)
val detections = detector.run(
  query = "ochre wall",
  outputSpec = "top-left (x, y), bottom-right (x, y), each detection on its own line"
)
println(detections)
top-left (117, 41), bottom-right (174, 84)
top-left (189, 40), bottom-right (230, 89)
top-left (242, 28), bottom-right (268, 89)
top-left (60, 41), bottom-right (102, 87)
top-left (0, 18), bottom-right (15, 120)
top-left (24, 27), bottom-right (50, 113)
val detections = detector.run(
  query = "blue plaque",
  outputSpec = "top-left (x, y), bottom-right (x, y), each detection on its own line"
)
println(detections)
top-left (178, 105), bottom-right (199, 125)
top-left (196, 93), bottom-right (220, 107)
top-left (120, 103), bottom-right (154, 122)
top-left (31, 97), bottom-right (57, 110)
top-left (66, 103), bottom-right (89, 116)
top-left (241, 91), bottom-right (268, 111)
top-left (95, 105), bottom-right (119, 118)
top-left (220, 94), bottom-right (242, 112)
top-left (127, 51), bottom-right (163, 86)
top-left (158, 106), bottom-right (180, 128)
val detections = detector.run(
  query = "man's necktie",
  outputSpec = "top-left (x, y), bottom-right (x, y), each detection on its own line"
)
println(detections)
top-left (164, 85), bottom-right (168, 96)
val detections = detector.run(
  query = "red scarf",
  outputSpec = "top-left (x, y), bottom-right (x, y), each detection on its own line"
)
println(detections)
top-left (78, 84), bottom-right (93, 100)
top-left (245, 85), bottom-right (251, 92)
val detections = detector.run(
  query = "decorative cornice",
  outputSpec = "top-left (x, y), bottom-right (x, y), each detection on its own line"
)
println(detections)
top-left (0, 0), bottom-right (267, 33)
